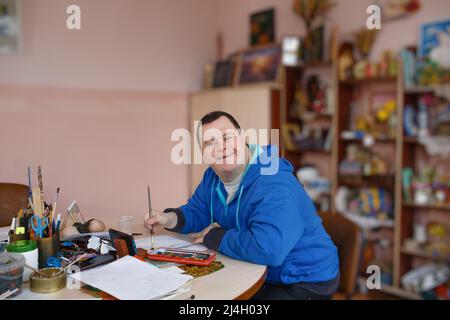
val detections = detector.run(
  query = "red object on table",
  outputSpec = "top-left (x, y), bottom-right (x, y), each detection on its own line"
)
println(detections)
top-left (146, 247), bottom-right (216, 266)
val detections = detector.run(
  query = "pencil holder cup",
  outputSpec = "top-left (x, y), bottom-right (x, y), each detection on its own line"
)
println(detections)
top-left (37, 232), bottom-right (60, 269)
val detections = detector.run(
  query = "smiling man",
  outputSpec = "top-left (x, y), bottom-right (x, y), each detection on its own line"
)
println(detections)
top-left (145, 111), bottom-right (340, 300)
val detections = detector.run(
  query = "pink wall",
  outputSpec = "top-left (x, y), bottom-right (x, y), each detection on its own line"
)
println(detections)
top-left (0, 86), bottom-right (189, 224)
top-left (218, 0), bottom-right (450, 59)
top-left (0, 1), bottom-right (219, 226)
top-left (0, 0), bottom-right (218, 91)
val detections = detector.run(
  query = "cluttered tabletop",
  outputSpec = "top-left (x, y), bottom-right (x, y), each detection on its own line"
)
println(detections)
top-left (2, 224), bottom-right (267, 300)
top-left (0, 167), bottom-right (267, 300)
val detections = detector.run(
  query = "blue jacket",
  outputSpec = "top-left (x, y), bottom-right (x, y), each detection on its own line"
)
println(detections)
top-left (177, 145), bottom-right (339, 284)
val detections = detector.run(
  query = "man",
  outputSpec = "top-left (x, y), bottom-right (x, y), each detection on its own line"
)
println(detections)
top-left (145, 111), bottom-right (339, 300)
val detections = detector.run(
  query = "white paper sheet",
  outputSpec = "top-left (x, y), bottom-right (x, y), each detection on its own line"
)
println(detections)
top-left (0, 226), bottom-right (9, 242)
top-left (135, 234), bottom-right (207, 251)
top-left (69, 255), bottom-right (193, 300)
top-left (161, 266), bottom-right (186, 274)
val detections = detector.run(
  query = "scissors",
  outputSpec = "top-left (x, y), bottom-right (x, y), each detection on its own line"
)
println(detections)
top-left (31, 215), bottom-right (49, 238)
top-left (46, 256), bottom-right (61, 268)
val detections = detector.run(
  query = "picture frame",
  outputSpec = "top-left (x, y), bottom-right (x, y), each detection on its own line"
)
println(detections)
top-left (202, 63), bottom-right (214, 90)
top-left (303, 24), bottom-right (325, 63)
top-left (419, 19), bottom-right (450, 68)
top-left (0, 0), bottom-right (22, 54)
top-left (238, 45), bottom-right (281, 85)
top-left (67, 201), bottom-right (86, 224)
top-left (212, 60), bottom-right (236, 88)
top-left (250, 8), bottom-right (275, 47)
top-left (282, 35), bottom-right (302, 66)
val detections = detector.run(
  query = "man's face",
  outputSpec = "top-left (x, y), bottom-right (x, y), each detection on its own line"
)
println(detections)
top-left (201, 116), bottom-right (247, 175)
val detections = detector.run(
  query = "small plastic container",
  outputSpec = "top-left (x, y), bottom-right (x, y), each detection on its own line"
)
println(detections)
top-left (7, 240), bottom-right (38, 282)
top-left (0, 252), bottom-right (25, 298)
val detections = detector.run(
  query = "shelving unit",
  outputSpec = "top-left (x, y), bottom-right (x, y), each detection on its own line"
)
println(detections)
top-left (334, 66), bottom-right (400, 290)
top-left (393, 64), bottom-right (450, 295)
top-left (401, 247), bottom-right (450, 264)
top-left (280, 60), bottom-right (335, 212)
top-left (277, 49), bottom-right (449, 299)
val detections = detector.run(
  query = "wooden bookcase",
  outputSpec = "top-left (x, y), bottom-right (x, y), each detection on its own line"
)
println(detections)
top-left (394, 70), bottom-right (450, 295)
top-left (335, 72), bottom-right (399, 288)
top-left (332, 60), bottom-right (449, 299)
top-left (280, 61), bottom-right (335, 211)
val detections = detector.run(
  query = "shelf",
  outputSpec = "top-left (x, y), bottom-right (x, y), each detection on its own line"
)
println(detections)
top-left (403, 137), bottom-right (418, 144)
top-left (339, 211), bottom-right (394, 230)
top-left (288, 112), bottom-right (333, 123)
top-left (341, 137), bottom-right (396, 144)
top-left (285, 60), bottom-right (332, 69)
top-left (286, 148), bottom-right (331, 155)
top-left (401, 247), bottom-right (450, 263)
top-left (338, 174), bottom-right (396, 188)
top-left (404, 83), bottom-right (450, 95)
top-left (300, 112), bottom-right (334, 121)
top-left (339, 76), bottom-right (397, 86)
top-left (402, 201), bottom-right (450, 212)
top-left (378, 283), bottom-right (422, 300)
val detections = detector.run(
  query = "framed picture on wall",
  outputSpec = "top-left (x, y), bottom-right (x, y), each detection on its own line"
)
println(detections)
top-left (238, 45), bottom-right (281, 85)
top-left (250, 8), bottom-right (275, 47)
top-left (0, 0), bottom-right (21, 54)
top-left (419, 19), bottom-right (450, 69)
top-left (212, 60), bottom-right (236, 88)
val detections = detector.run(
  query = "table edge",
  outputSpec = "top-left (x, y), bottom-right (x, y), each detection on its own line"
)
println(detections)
top-left (233, 267), bottom-right (268, 300)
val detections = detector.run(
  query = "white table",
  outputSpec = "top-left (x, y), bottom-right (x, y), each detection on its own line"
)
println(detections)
top-left (11, 222), bottom-right (267, 300)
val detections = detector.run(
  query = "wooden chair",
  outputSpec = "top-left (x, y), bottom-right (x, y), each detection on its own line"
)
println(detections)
top-left (0, 183), bottom-right (29, 227)
top-left (318, 211), bottom-right (363, 300)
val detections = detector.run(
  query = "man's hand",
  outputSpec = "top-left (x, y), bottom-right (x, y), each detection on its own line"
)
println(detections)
top-left (189, 223), bottom-right (222, 244)
top-left (144, 210), bottom-right (178, 230)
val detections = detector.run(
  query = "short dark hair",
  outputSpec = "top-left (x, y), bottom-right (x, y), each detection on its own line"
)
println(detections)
top-left (197, 111), bottom-right (242, 144)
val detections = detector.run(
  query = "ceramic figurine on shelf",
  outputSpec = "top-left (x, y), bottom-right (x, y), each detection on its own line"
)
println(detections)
top-left (339, 144), bottom-right (363, 175)
top-left (413, 165), bottom-right (436, 205)
top-left (338, 42), bottom-right (354, 81)
top-left (433, 104), bottom-right (450, 135)
top-left (387, 51), bottom-right (398, 77)
top-left (359, 187), bottom-right (393, 219)
top-left (376, 100), bottom-right (396, 123)
top-left (290, 80), bottom-right (308, 119)
top-left (426, 223), bottom-right (449, 258)
top-left (435, 188), bottom-right (447, 204)
top-left (403, 104), bottom-right (418, 137)
top-left (417, 96), bottom-right (430, 137)
top-left (367, 61), bottom-right (378, 78)
top-left (356, 115), bottom-right (375, 135)
top-left (413, 181), bottom-right (432, 205)
top-left (370, 155), bottom-right (388, 175)
top-left (400, 49), bottom-right (416, 88)
top-left (432, 179), bottom-right (448, 204)
top-left (402, 167), bottom-right (414, 202)
top-left (353, 60), bottom-right (367, 80)
top-left (306, 75), bottom-right (326, 114)
top-left (339, 52), bottom-right (354, 81)
top-left (413, 224), bottom-right (427, 246)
